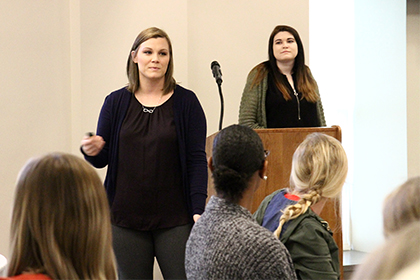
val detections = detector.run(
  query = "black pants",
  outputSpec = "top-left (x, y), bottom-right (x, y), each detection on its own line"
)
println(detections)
top-left (112, 224), bottom-right (192, 280)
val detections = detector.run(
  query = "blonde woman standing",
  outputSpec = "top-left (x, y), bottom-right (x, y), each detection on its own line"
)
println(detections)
top-left (3, 153), bottom-right (117, 280)
top-left (254, 133), bottom-right (348, 280)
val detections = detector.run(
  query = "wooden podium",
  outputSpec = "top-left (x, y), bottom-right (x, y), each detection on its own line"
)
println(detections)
top-left (205, 126), bottom-right (344, 278)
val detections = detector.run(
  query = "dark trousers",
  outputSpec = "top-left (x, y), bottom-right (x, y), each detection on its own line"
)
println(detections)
top-left (112, 224), bottom-right (192, 280)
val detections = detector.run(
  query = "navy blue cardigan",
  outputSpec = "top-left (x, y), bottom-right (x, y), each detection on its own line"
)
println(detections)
top-left (83, 85), bottom-right (208, 219)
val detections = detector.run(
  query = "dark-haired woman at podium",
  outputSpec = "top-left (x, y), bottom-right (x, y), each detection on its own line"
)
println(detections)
top-left (238, 25), bottom-right (326, 129)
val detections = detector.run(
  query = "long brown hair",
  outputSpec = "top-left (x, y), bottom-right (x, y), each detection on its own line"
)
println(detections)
top-left (252, 25), bottom-right (319, 102)
top-left (8, 153), bottom-right (117, 280)
top-left (126, 27), bottom-right (176, 94)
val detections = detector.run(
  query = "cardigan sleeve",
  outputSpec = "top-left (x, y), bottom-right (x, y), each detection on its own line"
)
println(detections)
top-left (83, 94), bottom-right (113, 168)
top-left (316, 97), bottom-right (327, 127)
top-left (183, 90), bottom-right (208, 215)
top-left (307, 67), bottom-right (327, 127)
top-left (238, 68), bottom-right (266, 129)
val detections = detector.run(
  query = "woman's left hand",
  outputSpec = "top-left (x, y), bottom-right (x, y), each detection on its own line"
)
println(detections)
top-left (193, 214), bottom-right (201, 223)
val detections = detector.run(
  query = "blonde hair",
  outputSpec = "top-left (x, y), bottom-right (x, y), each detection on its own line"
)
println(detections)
top-left (274, 133), bottom-right (348, 238)
top-left (383, 176), bottom-right (420, 238)
top-left (8, 153), bottom-right (117, 280)
top-left (351, 221), bottom-right (420, 280)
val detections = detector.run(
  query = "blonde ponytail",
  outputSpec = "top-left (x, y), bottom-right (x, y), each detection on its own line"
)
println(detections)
top-left (273, 133), bottom-right (347, 239)
top-left (274, 189), bottom-right (322, 238)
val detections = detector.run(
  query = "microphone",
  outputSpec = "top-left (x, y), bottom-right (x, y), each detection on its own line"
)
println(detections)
top-left (210, 61), bottom-right (224, 130)
top-left (211, 61), bottom-right (223, 85)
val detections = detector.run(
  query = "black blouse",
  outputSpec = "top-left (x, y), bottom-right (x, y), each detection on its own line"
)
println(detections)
top-left (112, 93), bottom-right (189, 231)
top-left (266, 72), bottom-right (319, 128)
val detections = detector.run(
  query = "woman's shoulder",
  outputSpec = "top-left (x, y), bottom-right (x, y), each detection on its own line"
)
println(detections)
top-left (1, 274), bottom-right (52, 280)
top-left (174, 84), bottom-right (195, 97)
top-left (283, 210), bottom-right (333, 240)
top-left (108, 86), bottom-right (131, 97)
top-left (247, 62), bottom-right (268, 78)
top-left (102, 87), bottom-right (131, 106)
top-left (173, 84), bottom-right (202, 105)
top-left (263, 188), bottom-right (286, 204)
top-left (253, 188), bottom-right (286, 223)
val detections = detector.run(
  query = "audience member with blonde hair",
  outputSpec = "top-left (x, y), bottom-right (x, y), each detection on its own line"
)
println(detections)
top-left (254, 132), bottom-right (348, 280)
top-left (351, 221), bottom-right (420, 280)
top-left (350, 177), bottom-right (420, 280)
top-left (2, 153), bottom-right (117, 280)
top-left (382, 176), bottom-right (420, 237)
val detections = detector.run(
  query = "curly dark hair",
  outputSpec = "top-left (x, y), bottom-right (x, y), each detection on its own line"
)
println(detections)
top-left (212, 125), bottom-right (265, 203)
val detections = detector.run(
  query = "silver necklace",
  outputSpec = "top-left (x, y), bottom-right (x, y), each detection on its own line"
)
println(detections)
top-left (142, 94), bottom-right (163, 114)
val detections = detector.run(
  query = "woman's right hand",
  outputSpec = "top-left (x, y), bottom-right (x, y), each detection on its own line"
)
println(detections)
top-left (81, 134), bottom-right (105, 156)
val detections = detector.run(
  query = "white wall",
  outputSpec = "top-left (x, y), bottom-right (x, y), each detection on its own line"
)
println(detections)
top-left (309, 0), bottom-right (355, 250)
top-left (352, 0), bottom-right (407, 252)
top-left (310, 0), bottom-right (410, 252)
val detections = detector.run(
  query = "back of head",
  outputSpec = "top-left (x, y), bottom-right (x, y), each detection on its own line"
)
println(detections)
top-left (8, 153), bottom-right (117, 280)
top-left (274, 133), bottom-right (348, 238)
top-left (383, 176), bottom-right (420, 237)
top-left (351, 221), bottom-right (420, 280)
top-left (212, 125), bottom-right (264, 204)
top-left (290, 133), bottom-right (348, 199)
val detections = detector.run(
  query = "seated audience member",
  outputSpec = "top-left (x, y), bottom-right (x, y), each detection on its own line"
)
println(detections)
top-left (254, 133), bottom-right (348, 280)
top-left (185, 124), bottom-right (297, 280)
top-left (392, 259), bottom-right (420, 280)
top-left (2, 153), bottom-right (117, 280)
top-left (351, 221), bottom-right (420, 280)
top-left (382, 176), bottom-right (420, 237)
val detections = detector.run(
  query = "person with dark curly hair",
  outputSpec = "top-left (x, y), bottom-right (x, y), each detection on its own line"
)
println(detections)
top-left (185, 124), bottom-right (297, 280)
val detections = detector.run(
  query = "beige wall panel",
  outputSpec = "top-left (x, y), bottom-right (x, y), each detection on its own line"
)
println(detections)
top-left (0, 1), bottom-right (71, 258)
top-left (407, 0), bottom-right (420, 177)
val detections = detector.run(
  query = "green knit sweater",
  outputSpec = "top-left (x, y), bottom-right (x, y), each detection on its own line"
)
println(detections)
top-left (238, 67), bottom-right (327, 129)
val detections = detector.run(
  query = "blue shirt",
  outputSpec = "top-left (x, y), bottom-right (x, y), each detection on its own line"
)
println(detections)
top-left (262, 189), bottom-right (297, 236)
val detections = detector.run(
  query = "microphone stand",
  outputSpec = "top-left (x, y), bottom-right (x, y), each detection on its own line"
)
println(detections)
top-left (216, 80), bottom-right (224, 131)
